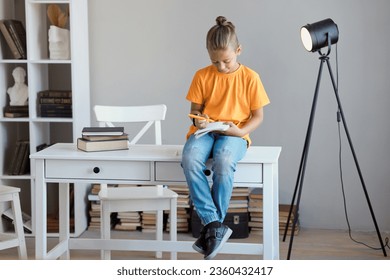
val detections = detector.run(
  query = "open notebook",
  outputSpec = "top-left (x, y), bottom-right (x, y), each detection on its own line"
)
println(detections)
top-left (194, 122), bottom-right (229, 139)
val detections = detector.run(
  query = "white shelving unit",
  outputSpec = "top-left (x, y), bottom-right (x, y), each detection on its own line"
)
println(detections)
top-left (0, 0), bottom-right (91, 236)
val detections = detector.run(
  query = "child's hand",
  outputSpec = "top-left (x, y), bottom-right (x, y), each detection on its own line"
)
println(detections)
top-left (195, 114), bottom-right (211, 129)
top-left (221, 122), bottom-right (242, 137)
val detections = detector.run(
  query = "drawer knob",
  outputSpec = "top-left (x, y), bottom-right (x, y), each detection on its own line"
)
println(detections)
top-left (93, 167), bottom-right (100, 174)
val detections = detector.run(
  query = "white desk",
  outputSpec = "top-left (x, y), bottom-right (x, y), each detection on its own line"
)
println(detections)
top-left (30, 143), bottom-right (281, 260)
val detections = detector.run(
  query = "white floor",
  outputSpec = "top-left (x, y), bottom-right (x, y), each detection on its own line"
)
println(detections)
top-left (0, 228), bottom-right (388, 260)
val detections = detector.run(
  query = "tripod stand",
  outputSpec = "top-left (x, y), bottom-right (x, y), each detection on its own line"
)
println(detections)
top-left (283, 50), bottom-right (388, 260)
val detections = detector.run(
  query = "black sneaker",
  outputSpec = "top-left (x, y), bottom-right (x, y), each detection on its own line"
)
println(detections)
top-left (192, 227), bottom-right (207, 255)
top-left (204, 224), bottom-right (232, 260)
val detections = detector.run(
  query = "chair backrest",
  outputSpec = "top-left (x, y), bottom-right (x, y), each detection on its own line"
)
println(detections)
top-left (93, 104), bottom-right (167, 145)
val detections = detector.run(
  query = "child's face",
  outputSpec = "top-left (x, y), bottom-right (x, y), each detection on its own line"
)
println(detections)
top-left (208, 46), bottom-right (241, 74)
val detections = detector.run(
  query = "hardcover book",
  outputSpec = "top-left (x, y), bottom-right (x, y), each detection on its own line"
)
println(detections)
top-left (37, 90), bottom-right (72, 98)
top-left (4, 105), bottom-right (29, 118)
top-left (0, 19), bottom-right (24, 59)
top-left (3, 19), bottom-right (27, 59)
top-left (77, 138), bottom-right (129, 152)
top-left (82, 126), bottom-right (125, 136)
top-left (0, 19), bottom-right (27, 59)
top-left (82, 133), bottom-right (129, 141)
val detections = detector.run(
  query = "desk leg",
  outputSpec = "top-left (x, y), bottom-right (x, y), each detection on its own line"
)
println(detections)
top-left (170, 197), bottom-right (177, 260)
top-left (59, 183), bottom-right (70, 259)
top-left (263, 163), bottom-right (279, 260)
top-left (155, 209), bottom-right (163, 258)
top-left (34, 159), bottom-right (47, 259)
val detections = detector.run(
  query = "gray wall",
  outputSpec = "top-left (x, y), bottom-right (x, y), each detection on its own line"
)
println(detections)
top-left (88, 0), bottom-right (390, 231)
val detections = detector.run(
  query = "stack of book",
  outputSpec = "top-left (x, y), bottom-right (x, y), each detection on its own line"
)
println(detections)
top-left (228, 187), bottom-right (250, 213)
top-left (279, 204), bottom-right (300, 236)
top-left (77, 126), bottom-right (129, 152)
top-left (87, 184), bottom-right (101, 230)
top-left (8, 140), bottom-right (30, 175)
top-left (0, 19), bottom-right (27, 59)
top-left (166, 185), bottom-right (191, 233)
top-left (3, 105), bottom-right (28, 118)
top-left (114, 185), bottom-right (142, 231)
top-left (248, 188), bottom-right (299, 236)
top-left (114, 211), bottom-right (141, 231)
top-left (37, 90), bottom-right (72, 118)
top-left (248, 188), bottom-right (263, 235)
top-left (141, 211), bottom-right (157, 233)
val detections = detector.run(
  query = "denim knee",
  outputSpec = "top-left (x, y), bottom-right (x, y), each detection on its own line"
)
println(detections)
top-left (181, 146), bottom-right (204, 172)
top-left (212, 149), bottom-right (236, 175)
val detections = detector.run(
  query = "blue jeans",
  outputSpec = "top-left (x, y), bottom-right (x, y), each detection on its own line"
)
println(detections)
top-left (181, 133), bottom-right (247, 225)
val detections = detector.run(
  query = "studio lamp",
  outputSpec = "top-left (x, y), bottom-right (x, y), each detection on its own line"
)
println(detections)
top-left (283, 18), bottom-right (387, 259)
top-left (300, 18), bottom-right (339, 54)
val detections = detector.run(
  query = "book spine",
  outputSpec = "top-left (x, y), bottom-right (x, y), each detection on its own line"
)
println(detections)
top-left (12, 20), bottom-right (27, 56)
top-left (8, 141), bottom-right (21, 175)
top-left (19, 142), bottom-right (30, 175)
top-left (39, 97), bottom-right (72, 104)
top-left (38, 104), bottom-right (72, 110)
top-left (38, 103), bottom-right (72, 118)
top-left (4, 105), bottom-right (29, 112)
top-left (37, 90), bottom-right (72, 98)
top-left (0, 20), bottom-right (21, 59)
top-left (4, 20), bottom-right (26, 59)
top-left (39, 112), bottom-right (72, 118)
top-left (12, 140), bottom-right (27, 175)
top-left (4, 112), bottom-right (29, 118)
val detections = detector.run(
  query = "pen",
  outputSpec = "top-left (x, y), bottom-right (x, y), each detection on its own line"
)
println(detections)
top-left (188, 114), bottom-right (215, 122)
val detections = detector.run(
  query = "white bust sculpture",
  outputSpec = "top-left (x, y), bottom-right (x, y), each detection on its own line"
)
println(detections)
top-left (7, 67), bottom-right (28, 106)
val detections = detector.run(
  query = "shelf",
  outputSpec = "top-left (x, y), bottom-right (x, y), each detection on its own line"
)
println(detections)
top-left (0, 117), bottom-right (74, 123)
top-left (0, 117), bottom-right (30, 122)
top-left (32, 117), bottom-right (73, 123)
top-left (0, 174), bottom-right (31, 180)
top-left (0, 59), bottom-right (28, 64)
top-left (28, 59), bottom-right (72, 64)
top-left (0, 59), bottom-right (71, 64)
top-left (29, 1), bottom-right (70, 4)
top-left (0, 0), bottom-right (90, 237)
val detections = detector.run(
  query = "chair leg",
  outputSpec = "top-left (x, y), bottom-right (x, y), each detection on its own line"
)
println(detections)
top-left (11, 192), bottom-right (27, 260)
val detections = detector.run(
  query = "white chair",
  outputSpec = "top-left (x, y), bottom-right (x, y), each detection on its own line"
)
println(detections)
top-left (93, 104), bottom-right (178, 260)
top-left (0, 185), bottom-right (28, 259)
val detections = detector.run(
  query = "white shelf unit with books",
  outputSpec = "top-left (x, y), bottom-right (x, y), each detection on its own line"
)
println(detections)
top-left (0, 0), bottom-right (90, 237)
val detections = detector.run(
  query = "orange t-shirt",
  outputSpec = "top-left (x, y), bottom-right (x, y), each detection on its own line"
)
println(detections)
top-left (186, 64), bottom-right (270, 145)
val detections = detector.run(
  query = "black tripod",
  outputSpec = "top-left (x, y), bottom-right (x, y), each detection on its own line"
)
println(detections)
top-left (283, 50), bottom-right (388, 260)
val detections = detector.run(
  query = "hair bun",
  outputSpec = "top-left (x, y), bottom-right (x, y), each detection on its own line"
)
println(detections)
top-left (216, 16), bottom-right (235, 29)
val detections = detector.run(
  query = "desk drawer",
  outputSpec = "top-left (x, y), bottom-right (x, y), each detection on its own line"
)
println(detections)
top-left (45, 159), bottom-right (151, 181)
top-left (155, 162), bottom-right (262, 184)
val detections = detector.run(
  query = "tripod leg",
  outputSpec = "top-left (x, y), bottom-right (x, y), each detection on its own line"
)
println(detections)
top-left (285, 58), bottom-right (326, 259)
top-left (325, 59), bottom-right (387, 257)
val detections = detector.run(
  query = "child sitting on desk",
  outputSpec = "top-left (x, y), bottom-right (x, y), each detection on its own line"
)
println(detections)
top-left (181, 16), bottom-right (270, 260)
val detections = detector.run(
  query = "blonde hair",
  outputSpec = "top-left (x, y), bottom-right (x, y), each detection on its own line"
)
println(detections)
top-left (206, 16), bottom-right (239, 51)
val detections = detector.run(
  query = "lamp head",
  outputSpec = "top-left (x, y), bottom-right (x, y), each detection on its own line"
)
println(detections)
top-left (301, 18), bottom-right (339, 53)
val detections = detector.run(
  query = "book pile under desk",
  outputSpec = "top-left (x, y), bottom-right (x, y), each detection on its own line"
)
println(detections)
top-left (248, 188), bottom-right (300, 236)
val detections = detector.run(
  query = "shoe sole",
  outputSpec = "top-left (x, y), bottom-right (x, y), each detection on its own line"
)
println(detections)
top-left (192, 243), bottom-right (206, 255)
top-left (204, 227), bottom-right (233, 260)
